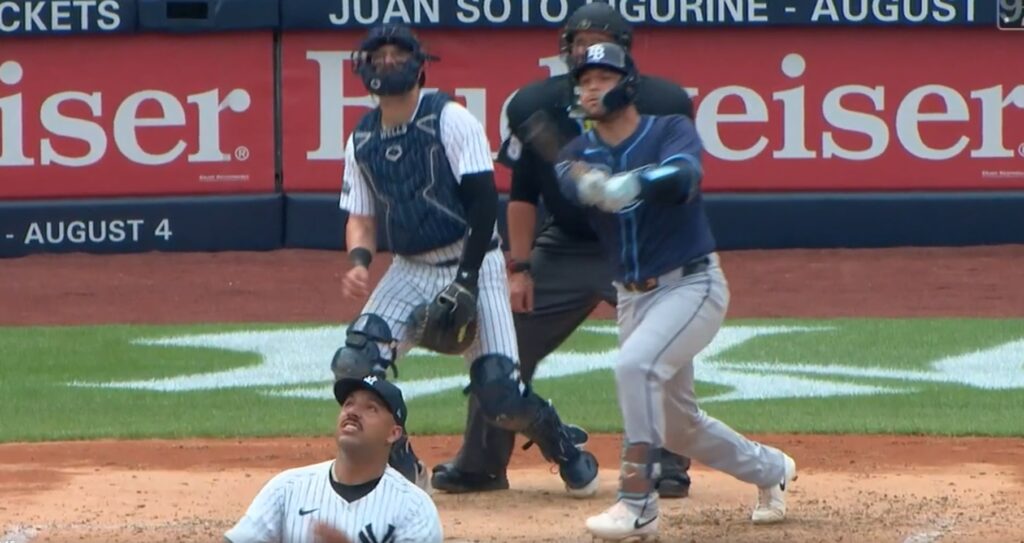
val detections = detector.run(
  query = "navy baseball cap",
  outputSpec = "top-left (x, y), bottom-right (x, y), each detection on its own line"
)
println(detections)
top-left (333, 375), bottom-right (408, 427)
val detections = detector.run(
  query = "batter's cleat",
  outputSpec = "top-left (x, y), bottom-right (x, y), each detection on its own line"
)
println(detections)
top-left (586, 501), bottom-right (659, 541)
top-left (751, 453), bottom-right (798, 524)
top-left (430, 463), bottom-right (510, 494)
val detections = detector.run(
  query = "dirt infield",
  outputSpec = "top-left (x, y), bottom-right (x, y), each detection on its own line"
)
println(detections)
top-left (2, 246), bottom-right (1024, 542)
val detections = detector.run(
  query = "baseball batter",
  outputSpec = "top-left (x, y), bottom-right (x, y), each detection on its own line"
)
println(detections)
top-left (225, 375), bottom-right (442, 543)
top-left (332, 23), bottom-right (600, 499)
top-left (554, 43), bottom-right (798, 541)
top-left (433, 2), bottom-right (695, 499)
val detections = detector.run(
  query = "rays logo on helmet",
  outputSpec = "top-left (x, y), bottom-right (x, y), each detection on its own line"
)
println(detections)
top-left (587, 45), bottom-right (606, 61)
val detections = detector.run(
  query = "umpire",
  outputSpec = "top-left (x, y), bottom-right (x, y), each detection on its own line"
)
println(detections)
top-left (431, 3), bottom-right (696, 498)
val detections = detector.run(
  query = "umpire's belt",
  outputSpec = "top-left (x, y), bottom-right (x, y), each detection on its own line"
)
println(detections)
top-left (620, 255), bottom-right (711, 293)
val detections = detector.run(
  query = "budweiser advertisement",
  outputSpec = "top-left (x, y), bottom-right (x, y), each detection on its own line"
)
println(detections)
top-left (0, 34), bottom-right (275, 199)
top-left (282, 27), bottom-right (1024, 193)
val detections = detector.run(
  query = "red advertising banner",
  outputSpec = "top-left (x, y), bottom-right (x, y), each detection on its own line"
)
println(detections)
top-left (282, 27), bottom-right (1024, 193)
top-left (0, 33), bottom-right (275, 199)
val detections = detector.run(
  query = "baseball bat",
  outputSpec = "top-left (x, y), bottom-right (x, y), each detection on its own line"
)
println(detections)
top-left (519, 110), bottom-right (593, 181)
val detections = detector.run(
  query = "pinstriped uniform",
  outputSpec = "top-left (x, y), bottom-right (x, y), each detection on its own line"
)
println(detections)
top-left (339, 90), bottom-right (518, 366)
top-left (225, 462), bottom-right (442, 543)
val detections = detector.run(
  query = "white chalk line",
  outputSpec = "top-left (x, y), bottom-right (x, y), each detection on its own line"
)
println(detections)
top-left (901, 518), bottom-right (955, 543)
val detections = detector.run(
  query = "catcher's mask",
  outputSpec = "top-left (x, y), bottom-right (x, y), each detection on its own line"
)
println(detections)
top-left (352, 24), bottom-right (438, 96)
top-left (407, 288), bottom-right (478, 355)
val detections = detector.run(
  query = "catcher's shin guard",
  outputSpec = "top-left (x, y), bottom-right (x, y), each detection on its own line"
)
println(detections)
top-left (389, 431), bottom-right (430, 492)
top-left (467, 354), bottom-right (599, 497)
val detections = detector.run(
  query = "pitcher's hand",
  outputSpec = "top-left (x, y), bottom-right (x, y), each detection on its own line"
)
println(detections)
top-left (313, 522), bottom-right (352, 543)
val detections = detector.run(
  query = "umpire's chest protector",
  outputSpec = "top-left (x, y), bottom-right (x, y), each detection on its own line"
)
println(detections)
top-left (353, 92), bottom-right (468, 256)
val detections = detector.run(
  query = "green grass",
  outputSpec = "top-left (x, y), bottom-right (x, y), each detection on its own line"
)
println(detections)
top-left (1, 319), bottom-right (1022, 442)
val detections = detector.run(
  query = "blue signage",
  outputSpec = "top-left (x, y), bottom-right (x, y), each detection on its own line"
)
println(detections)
top-left (282, 0), bottom-right (999, 30)
top-left (0, 0), bottom-right (135, 35)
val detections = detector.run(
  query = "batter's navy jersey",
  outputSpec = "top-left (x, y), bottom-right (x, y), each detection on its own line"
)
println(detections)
top-left (225, 462), bottom-right (442, 543)
top-left (498, 74), bottom-right (694, 241)
top-left (556, 115), bottom-right (716, 284)
top-left (340, 91), bottom-right (495, 256)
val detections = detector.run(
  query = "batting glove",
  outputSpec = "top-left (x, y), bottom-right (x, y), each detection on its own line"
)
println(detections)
top-left (597, 172), bottom-right (641, 212)
top-left (576, 168), bottom-right (610, 206)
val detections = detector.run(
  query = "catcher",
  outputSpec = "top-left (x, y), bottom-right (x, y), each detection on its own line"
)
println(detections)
top-left (331, 23), bottom-right (600, 499)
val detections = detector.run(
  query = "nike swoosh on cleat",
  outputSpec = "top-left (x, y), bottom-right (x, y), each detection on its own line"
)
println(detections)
top-left (633, 515), bottom-right (657, 529)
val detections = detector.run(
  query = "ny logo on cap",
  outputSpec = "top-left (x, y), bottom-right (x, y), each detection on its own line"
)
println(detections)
top-left (364, 375), bottom-right (378, 385)
top-left (587, 45), bottom-right (606, 61)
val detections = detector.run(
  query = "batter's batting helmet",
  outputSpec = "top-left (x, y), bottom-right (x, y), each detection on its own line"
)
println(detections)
top-left (352, 24), bottom-right (439, 96)
top-left (571, 42), bottom-right (639, 116)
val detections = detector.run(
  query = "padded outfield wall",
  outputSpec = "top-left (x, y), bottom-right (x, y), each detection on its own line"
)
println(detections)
top-left (1, 0), bottom-right (1022, 257)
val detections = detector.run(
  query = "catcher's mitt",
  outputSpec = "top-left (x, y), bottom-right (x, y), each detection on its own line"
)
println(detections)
top-left (408, 282), bottom-right (478, 355)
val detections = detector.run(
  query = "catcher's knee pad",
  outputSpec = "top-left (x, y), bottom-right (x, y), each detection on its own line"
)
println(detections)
top-left (331, 313), bottom-right (396, 380)
top-left (467, 354), bottom-right (599, 488)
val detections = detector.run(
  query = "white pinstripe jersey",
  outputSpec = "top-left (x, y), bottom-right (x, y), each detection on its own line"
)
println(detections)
top-left (339, 90), bottom-right (494, 217)
top-left (225, 461), bottom-right (442, 543)
top-left (335, 90), bottom-right (519, 364)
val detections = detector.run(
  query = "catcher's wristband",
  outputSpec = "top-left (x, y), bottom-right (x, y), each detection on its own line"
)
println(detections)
top-left (349, 247), bottom-right (372, 268)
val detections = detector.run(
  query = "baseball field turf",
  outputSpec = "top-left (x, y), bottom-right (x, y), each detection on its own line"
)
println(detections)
top-left (4, 318), bottom-right (1023, 442)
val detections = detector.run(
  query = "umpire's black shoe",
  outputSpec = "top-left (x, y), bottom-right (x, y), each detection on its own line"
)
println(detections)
top-left (657, 449), bottom-right (692, 499)
top-left (430, 462), bottom-right (510, 494)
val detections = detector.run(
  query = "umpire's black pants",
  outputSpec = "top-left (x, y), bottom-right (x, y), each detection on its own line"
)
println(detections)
top-left (450, 224), bottom-right (691, 477)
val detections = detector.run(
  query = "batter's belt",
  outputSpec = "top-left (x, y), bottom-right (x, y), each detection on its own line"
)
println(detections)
top-left (618, 255), bottom-right (711, 293)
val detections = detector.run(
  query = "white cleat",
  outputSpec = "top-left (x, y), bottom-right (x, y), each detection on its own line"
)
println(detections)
top-left (751, 453), bottom-right (798, 524)
top-left (585, 501), bottom-right (659, 542)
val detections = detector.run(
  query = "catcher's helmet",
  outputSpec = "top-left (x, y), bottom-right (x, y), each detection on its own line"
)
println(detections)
top-left (571, 42), bottom-right (639, 117)
top-left (352, 24), bottom-right (438, 96)
top-left (560, 3), bottom-right (633, 65)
